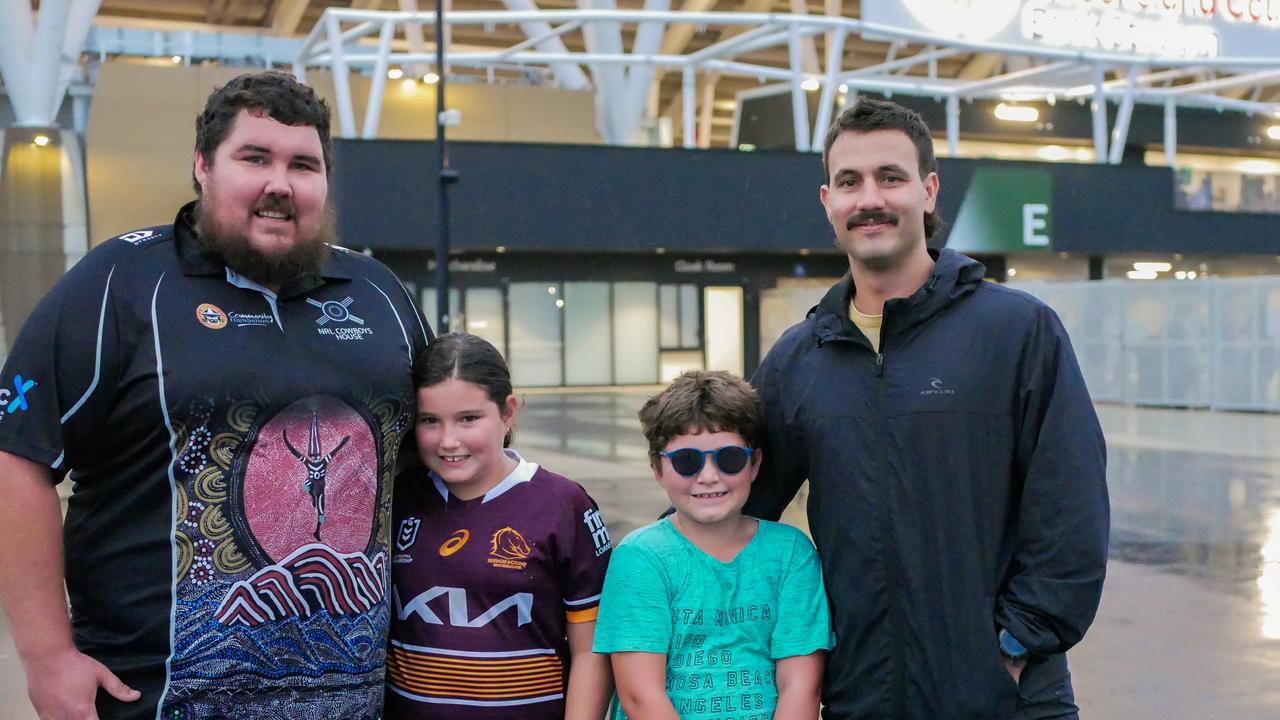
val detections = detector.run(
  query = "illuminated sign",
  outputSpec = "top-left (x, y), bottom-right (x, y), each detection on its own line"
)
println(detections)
top-left (865, 0), bottom-right (1280, 59)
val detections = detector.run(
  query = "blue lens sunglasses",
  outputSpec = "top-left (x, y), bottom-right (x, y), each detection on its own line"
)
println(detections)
top-left (659, 445), bottom-right (754, 477)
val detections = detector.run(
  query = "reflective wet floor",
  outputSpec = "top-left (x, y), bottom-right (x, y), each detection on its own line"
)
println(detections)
top-left (4, 393), bottom-right (1280, 717)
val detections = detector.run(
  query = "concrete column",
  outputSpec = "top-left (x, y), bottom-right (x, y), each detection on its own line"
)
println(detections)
top-left (0, 127), bottom-right (89, 356)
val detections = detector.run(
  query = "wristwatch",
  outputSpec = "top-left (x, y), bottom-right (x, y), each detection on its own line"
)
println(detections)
top-left (998, 628), bottom-right (1028, 662)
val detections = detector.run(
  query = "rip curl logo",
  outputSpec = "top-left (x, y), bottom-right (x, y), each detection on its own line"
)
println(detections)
top-left (0, 375), bottom-right (37, 422)
top-left (920, 378), bottom-right (957, 397)
top-left (487, 527), bottom-right (532, 570)
top-left (196, 303), bottom-right (227, 330)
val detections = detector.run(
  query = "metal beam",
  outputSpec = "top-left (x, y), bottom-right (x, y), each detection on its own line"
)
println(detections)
top-left (499, 0), bottom-right (590, 89)
top-left (954, 59), bottom-right (1078, 95)
top-left (362, 19), bottom-right (396, 138)
top-left (1107, 64), bottom-right (1141, 165)
top-left (1091, 64), bottom-right (1109, 163)
top-left (809, 24), bottom-right (846, 151)
top-left (620, 0), bottom-right (670, 144)
top-left (0, 0), bottom-right (39, 122)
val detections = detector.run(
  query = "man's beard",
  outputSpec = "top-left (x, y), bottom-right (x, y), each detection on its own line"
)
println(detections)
top-left (194, 196), bottom-right (335, 288)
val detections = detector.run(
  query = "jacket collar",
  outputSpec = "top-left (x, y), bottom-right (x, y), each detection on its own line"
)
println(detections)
top-left (173, 200), bottom-right (353, 295)
top-left (810, 248), bottom-right (986, 343)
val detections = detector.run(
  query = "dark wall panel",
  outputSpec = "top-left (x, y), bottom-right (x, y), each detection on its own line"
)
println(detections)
top-left (333, 139), bottom-right (1280, 257)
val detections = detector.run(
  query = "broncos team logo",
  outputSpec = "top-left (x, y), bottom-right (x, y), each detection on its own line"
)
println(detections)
top-left (487, 527), bottom-right (532, 570)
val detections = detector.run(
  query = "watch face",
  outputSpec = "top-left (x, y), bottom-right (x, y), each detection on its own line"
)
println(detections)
top-left (999, 629), bottom-right (1028, 658)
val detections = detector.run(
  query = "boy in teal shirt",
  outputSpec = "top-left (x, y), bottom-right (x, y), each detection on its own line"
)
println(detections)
top-left (594, 370), bottom-right (833, 720)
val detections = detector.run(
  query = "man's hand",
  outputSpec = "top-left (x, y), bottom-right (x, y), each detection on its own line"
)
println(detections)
top-left (1003, 657), bottom-right (1025, 686)
top-left (26, 647), bottom-right (139, 720)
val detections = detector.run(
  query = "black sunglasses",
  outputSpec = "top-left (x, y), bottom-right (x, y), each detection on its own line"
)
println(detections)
top-left (659, 445), bottom-right (754, 477)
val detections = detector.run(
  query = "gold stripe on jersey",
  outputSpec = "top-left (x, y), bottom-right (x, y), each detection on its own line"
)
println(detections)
top-left (566, 606), bottom-right (599, 624)
top-left (388, 645), bottom-right (565, 702)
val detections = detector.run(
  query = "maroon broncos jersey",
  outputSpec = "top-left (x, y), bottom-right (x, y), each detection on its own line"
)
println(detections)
top-left (387, 452), bottom-right (612, 719)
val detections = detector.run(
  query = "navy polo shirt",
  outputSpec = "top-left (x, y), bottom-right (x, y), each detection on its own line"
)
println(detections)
top-left (0, 202), bottom-right (431, 719)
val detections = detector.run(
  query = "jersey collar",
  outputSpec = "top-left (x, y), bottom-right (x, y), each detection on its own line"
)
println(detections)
top-left (431, 449), bottom-right (540, 504)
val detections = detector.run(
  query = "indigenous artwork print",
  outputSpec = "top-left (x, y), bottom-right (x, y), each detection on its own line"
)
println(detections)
top-left (161, 391), bottom-right (408, 719)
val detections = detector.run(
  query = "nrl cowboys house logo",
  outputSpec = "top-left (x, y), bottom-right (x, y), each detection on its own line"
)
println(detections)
top-left (308, 296), bottom-right (374, 341)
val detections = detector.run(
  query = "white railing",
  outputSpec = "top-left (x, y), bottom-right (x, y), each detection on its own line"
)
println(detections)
top-left (1018, 277), bottom-right (1280, 412)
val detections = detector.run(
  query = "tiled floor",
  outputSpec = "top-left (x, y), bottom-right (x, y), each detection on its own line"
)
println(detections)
top-left (4, 394), bottom-right (1280, 717)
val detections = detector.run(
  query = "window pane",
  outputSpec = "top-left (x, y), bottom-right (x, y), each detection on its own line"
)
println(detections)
top-left (420, 287), bottom-right (460, 334)
top-left (464, 287), bottom-right (506, 358)
top-left (679, 284), bottom-right (700, 348)
top-left (613, 282), bottom-right (658, 384)
top-left (659, 284), bottom-right (679, 348)
top-left (564, 282), bottom-right (612, 385)
top-left (508, 282), bottom-right (563, 387)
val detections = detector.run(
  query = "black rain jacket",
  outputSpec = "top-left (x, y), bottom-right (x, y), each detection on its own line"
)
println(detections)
top-left (744, 249), bottom-right (1109, 720)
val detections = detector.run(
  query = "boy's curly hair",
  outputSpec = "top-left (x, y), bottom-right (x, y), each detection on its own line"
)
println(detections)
top-left (638, 370), bottom-right (763, 468)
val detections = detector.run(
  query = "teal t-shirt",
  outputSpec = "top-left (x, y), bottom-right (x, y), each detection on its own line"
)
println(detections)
top-left (593, 517), bottom-right (834, 720)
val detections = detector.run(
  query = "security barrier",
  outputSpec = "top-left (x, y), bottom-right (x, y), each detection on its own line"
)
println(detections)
top-left (1016, 278), bottom-right (1280, 412)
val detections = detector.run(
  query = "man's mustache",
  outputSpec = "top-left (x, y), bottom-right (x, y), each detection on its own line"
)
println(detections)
top-left (254, 194), bottom-right (296, 217)
top-left (847, 211), bottom-right (899, 231)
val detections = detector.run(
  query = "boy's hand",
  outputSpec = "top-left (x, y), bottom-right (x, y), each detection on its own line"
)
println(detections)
top-left (1003, 657), bottom-right (1025, 685)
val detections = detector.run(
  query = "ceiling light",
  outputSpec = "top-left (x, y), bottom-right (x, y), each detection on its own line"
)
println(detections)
top-left (387, 68), bottom-right (404, 80)
top-left (994, 103), bottom-right (1038, 122)
top-left (801, 78), bottom-right (820, 92)
top-left (1126, 270), bottom-right (1158, 280)
top-left (1133, 262), bottom-right (1172, 272)
top-left (555, 299), bottom-right (565, 308)
top-left (1037, 145), bottom-right (1071, 161)
top-left (32, 134), bottom-right (50, 147)
top-left (1238, 159), bottom-right (1280, 175)
top-left (1007, 267), bottom-right (1018, 277)
top-left (547, 286), bottom-right (557, 295)
top-left (424, 72), bottom-right (440, 84)
top-left (838, 83), bottom-right (849, 94)
top-left (1188, 271), bottom-right (1198, 279)
top-left (1267, 125), bottom-right (1280, 141)
top-left (1065, 84), bottom-right (1094, 98)
top-left (1175, 271), bottom-right (1187, 279)
top-left (495, 246), bottom-right (507, 254)
top-left (171, 55), bottom-right (182, 64)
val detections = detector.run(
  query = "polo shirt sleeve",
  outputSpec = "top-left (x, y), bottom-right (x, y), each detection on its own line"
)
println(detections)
top-left (556, 482), bottom-right (612, 624)
top-left (0, 246), bottom-right (124, 477)
top-left (592, 539), bottom-right (672, 654)
top-left (770, 526), bottom-right (835, 659)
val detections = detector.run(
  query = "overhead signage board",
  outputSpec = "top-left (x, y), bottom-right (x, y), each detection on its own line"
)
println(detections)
top-left (862, 0), bottom-right (1280, 60)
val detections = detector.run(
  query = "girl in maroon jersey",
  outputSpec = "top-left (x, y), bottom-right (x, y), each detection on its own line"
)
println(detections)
top-left (386, 333), bottom-right (613, 720)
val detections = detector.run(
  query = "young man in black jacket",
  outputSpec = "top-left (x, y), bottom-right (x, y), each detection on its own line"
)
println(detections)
top-left (743, 97), bottom-right (1109, 720)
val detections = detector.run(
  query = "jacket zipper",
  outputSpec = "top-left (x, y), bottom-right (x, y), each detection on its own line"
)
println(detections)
top-left (875, 334), bottom-right (904, 718)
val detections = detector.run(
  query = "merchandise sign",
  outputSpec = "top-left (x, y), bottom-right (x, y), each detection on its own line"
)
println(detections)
top-left (863, 0), bottom-right (1280, 60)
